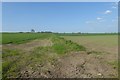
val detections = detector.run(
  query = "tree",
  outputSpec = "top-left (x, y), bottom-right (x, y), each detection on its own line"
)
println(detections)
top-left (78, 32), bottom-right (81, 34)
top-left (31, 29), bottom-right (35, 33)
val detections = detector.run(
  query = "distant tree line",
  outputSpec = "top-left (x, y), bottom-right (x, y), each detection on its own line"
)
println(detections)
top-left (18, 29), bottom-right (118, 35)
top-left (19, 29), bottom-right (53, 33)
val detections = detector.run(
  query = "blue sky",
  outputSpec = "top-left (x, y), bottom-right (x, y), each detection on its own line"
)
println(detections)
top-left (2, 2), bottom-right (118, 33)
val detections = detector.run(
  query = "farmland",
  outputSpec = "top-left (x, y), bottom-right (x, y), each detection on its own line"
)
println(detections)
top-left (62, 35), bottom-right (118, 53)
top-left (2, 33), bottom-right (118, 78)
top-left (2, 33), bottom-right (52, 44)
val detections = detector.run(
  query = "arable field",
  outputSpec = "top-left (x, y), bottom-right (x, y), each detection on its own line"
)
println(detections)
top-left (2, 33), bottom-right (118, 79)
top-left (62, 35), bottom-right (118, 53)
top-left (62, 35), bottom-right (118, 77)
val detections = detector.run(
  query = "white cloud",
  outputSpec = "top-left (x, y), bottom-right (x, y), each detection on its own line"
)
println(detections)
top-left (112, 18), bottom-right (118, 22)
top-left (86, 17), bottom-right (104, 24)
top-left (111, 2), bottom-right (118, 9)
top-left (104, 10), bottom-right (112, 14)
top-left (115, 2), bottom-right (118, 6)
top-left (85, 21), bottom-right (94, 24)
top-left (97, 17), bottom-right (102, 20)
top-left (85, 21), bottom-right (91, 24)
top-left (99, 20), bottom-right (106, 22)
top-left (112, 6), bottom-right (117, 9)
top-left (96, 17), bottom-right (105, 23)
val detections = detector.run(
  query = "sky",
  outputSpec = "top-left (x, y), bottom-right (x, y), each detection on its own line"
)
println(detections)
top-left (2, 2), bottom-right (118, 33)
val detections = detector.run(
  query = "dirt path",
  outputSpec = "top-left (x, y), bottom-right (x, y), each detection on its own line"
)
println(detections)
top-left (43, 52), bottom-right (117, 78)
top-left (18, 51), bottom-right (117, 78)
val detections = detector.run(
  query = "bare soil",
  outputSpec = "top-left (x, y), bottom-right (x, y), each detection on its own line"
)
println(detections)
top-left (18, 51), bottom-right (117, 78)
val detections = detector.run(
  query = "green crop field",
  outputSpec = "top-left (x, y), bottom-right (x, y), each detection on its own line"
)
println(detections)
top-left (2, 33), bottom-right (53, 44)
